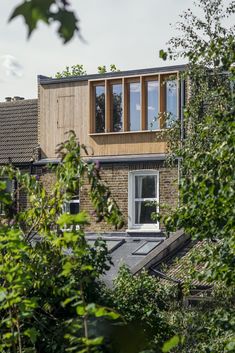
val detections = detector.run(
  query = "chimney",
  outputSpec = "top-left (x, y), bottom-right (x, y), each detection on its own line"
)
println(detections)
top-left (13, 96), bottom-right (24, 101)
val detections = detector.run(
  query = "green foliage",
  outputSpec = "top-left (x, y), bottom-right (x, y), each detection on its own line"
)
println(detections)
top-left (160, 0), bottom-right (235, 284)
top-left (55, 64), bottom-right (120, 78)
top-left (157, 1), bottom-right (235, 351)
top-left (99, 266), bottom-right (177, 352)
top-left (97, 64), bottom-right (120, 74)
top-left (55, 64), bottom-right (87, 78)
top-left (9, 0), bottom-right (80, 43)
top-left (0, 132), bottom-right (123, 352)
top-left (162, 336), bottom-right (180, 352)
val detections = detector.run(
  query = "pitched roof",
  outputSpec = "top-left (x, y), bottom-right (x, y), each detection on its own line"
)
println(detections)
top-left (0, 99), bottom-right (38, 164)
top-left (151, 240), bottom-right (211, 288)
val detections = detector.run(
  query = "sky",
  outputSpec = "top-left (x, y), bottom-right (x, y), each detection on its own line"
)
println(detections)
top-left (0, 0), bottom-right (227, 101)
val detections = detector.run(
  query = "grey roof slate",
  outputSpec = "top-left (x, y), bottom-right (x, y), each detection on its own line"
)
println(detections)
top-left (0, 99), bottom-right (38, 164)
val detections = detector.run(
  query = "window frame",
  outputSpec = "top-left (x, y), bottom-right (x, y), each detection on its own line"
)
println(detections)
top-left (89, 72), bottom-right (180, 134)
top-left (128, 170), bottom-right (160, 231)
top-left (62, 198), bottom-right (80, 231)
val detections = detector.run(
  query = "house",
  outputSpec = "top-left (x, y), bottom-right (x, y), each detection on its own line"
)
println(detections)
top-left (35, 64), bottom-right (189, 284)
top-left (37, 65), bottom-right (185, 231)
top-left (0, 97), bottom-right (38, 213)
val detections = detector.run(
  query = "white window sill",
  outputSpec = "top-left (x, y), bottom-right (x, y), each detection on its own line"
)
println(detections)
top-left (126, 228), bottom-right (161, 234)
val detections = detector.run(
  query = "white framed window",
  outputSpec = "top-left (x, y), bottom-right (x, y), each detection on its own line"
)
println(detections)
top-left (62, 199), bottom-right (80, 231)
top-left (128, 170), bottom-right (159, 231)
top-left (63, 199), bottom-right (80, 215)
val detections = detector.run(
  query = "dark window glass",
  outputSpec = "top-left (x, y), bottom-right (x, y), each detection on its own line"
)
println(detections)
top-left (69, 202), bottom-right (79, 215)
top-left (63, 201), bottom-right (79, 215)
top-left (135, 201), bottom-right (156, 224)
top-left (111, 84), bottom-right (123, 132)
top-left (135, 175), bottom-right (157, 199)
top-left (95, 85), bottom-right (105, 133)
top-left (146, 80), bottom-right (159, 130)
top-left (129, 82), bottom-right (141, 131)
top-left (166, 79), bottom-right (177, 127)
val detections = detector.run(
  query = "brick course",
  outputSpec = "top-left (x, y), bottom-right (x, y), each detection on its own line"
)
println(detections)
top-left (35, 161), bottom-right (178, 233)
top-left (80, 161), bottom-right (178, 233)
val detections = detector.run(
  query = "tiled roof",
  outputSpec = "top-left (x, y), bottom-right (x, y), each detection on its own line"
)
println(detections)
top-left (0, 99), bottom-right (38, 164)
top-left (152, 240), bottom-right (210, 288)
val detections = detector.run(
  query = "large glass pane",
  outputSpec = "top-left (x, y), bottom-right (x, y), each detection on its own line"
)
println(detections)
top-left (166, 79), bottom-right (177, 127)
top-left (146, 80), bottom-right (159, 130)
top-left (111, 84), bottom-right (123, 132)
top-left (129, 82), bottom-right (141, 131)
top-left (135, 175), bottom-right (157, 199)
top-left (95, 85), bottom-right (105, 133)
top-left (135, 201), bottom-right (156, 224)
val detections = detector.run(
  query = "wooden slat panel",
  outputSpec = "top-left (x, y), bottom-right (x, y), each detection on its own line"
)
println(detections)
top-left (140, 76), bottom-right (146, 130)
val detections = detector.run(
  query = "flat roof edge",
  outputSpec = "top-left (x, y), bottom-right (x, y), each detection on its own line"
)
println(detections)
top-left (38, 64), bottom-right (186, 85)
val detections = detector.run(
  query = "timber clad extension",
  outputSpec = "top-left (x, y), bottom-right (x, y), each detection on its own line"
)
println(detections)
top-left (37, 65), bottom-right (185, 234)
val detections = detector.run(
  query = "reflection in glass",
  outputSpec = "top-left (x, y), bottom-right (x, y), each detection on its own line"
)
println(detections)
top-left (135, 202), bottom-right (156, 224)
top-left (111, 84), bottom-right (123, 132)
top-left (133, 241), bottom-right (161, 255)
top-left (135, 175), bottom-right (157, 198)
top-left (166, 79), bottom-right (177, 127)
top-left (95, 85), bottom-right (105, 132)
top-left (129, 82), bottom-right (141, 131)
top-left (146, 80), bottom-right (159, 130)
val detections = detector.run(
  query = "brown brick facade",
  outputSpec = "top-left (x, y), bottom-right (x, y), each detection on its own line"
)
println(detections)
top-left (33, 161), bottom-right (178, 233)
top-left (80, 161), bottom-right (178, 233)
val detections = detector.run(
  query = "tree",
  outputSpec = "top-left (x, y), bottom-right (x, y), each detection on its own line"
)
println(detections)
top-left (157, 1), bottom-right (235, 351)
top-left (0, 132), bottom-right (123, 352)
top-left (9, 0), bottom-right (80, 44)
top-left (160, 0), bottom-right (235, 286)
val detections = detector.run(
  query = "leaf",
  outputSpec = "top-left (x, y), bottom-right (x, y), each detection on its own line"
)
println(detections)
top-left (24, 327), bottom-right (39, 344)
top-left (159, 49), bottom-right (168, 61)
top-left (9, 0), bottom-right (80, 43)
top-left (9, 0), bottom-right (52, 37)
top-left (52, 9), bottom-right (79, 44)
top-left (162, 336), bottom-right (180, 352)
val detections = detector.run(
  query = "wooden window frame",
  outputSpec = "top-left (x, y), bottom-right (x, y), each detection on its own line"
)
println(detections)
top-left (89, 71), bottom-right (180, 134)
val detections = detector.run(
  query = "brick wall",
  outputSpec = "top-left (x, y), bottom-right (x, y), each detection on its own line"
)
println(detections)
top-left (36, 161), bottom-right (178, 233)
top-left (80, 161), bottom-right (178, 233)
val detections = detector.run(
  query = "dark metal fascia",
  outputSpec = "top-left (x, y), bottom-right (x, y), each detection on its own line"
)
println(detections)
top-left (38, 64), bottom-right (186, 85)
